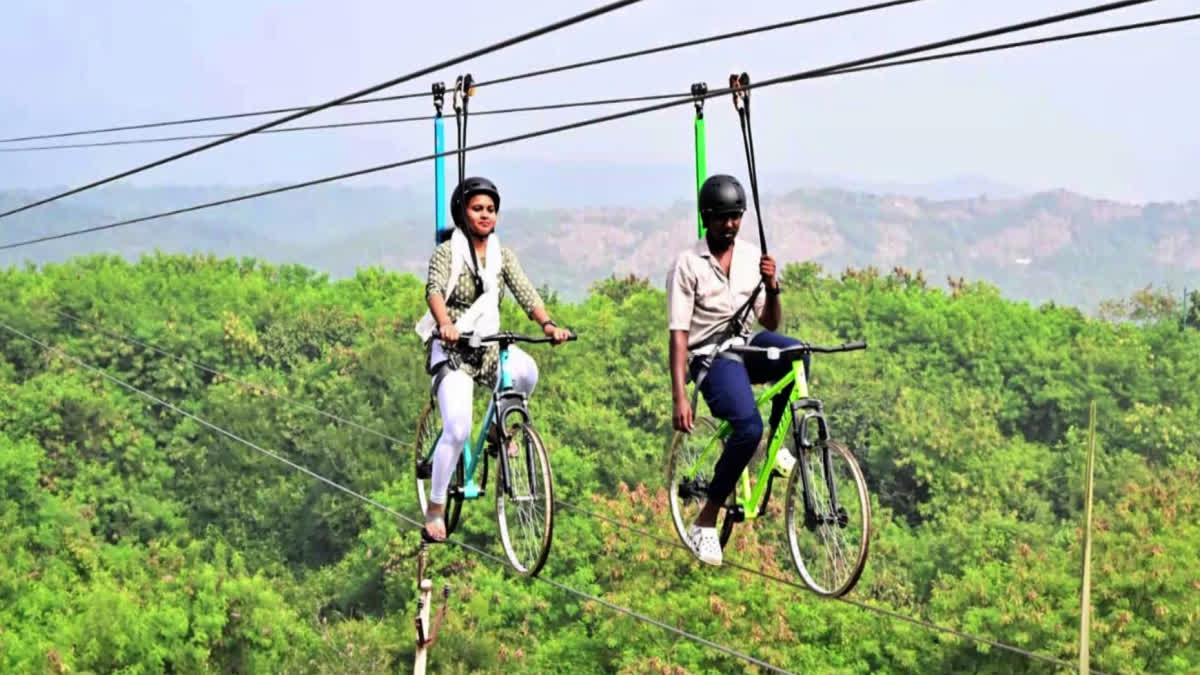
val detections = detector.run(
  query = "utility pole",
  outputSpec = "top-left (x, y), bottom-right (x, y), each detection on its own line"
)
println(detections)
top-left (1079, 401), bottom-right (1097, 674)
top-left (414, 542), bottom-right (451, 675)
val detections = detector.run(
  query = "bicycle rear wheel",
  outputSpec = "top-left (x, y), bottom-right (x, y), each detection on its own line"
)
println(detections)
top-left (667, 417), bottom-right (721, 549)
top-left (414, 398), bottom-right (464, 536)
top-left (495, 421), bottom-right (554, 576)
top-left (785, 439), bottom-right (870, 597)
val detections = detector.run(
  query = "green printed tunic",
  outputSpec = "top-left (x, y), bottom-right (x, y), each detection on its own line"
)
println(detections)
top-left (424, 239), bottom-right (544, 383)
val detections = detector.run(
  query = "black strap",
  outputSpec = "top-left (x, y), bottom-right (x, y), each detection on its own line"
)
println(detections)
top-left (715, 72), bottom-right (768, 345)
top-left (453, 74), bottom-right (483, 290)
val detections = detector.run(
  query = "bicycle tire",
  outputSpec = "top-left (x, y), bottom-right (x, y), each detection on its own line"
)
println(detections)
top-left (495, 421), bottom-right (554, 576)
top-left (784, 439), bottom-right (871, 597)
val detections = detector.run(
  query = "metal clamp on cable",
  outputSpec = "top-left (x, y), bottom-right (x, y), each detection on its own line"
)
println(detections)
top-left (453, 74), bottom-right (475, 114)
top-left (431, 82), bottom-right (446, 117)
top-left (691, 82), bottom-right (708, 118)
top-left (728, 72), bottom-right (750, 112)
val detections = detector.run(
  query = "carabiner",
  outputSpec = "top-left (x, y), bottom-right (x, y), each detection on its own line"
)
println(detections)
top-left (453, 73), bottom-right (474, 113)
top-left (728, 72), bottom-right (750, 113)
top-left (691, 82), bottom-right (708, 118)
top-left (431, 82), bottom-right (446, 117)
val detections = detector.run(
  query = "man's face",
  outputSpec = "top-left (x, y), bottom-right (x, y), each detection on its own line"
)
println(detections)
top-left (706, 211), bottom-right (743, 246)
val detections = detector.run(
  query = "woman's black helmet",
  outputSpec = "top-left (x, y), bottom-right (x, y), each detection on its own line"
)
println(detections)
top-left (698, 174), bottom-right (746, 220)
top-left (450, 176), bottom-right (501, 227)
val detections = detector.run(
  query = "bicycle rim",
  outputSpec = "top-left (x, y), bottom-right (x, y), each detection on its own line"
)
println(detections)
top-left (785, 440), bottom-right (870, 597)
top-left (495, 421), bottom-right (553, 576)
top-left (414, 398), bottom-right (464, 535)
top-left (667, 417), bottom-right (720, 548)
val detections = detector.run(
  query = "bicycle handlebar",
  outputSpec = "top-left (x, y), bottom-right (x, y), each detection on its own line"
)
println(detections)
top-left (454, 331), bottom-right (578, 349)
top-left (725, 339), bottom-right (866, 358)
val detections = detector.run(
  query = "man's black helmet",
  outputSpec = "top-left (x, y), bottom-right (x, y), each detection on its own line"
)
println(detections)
top-left (450, 176), bottom-right (501, 227)
top-left (698, 174), bottom-right (746, 219)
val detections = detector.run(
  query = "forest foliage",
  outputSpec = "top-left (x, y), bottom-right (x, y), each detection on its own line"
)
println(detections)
top-left (1, 252), bottom-right (1197, 674)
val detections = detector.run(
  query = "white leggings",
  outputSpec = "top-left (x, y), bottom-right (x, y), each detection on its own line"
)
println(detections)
top-left (429, 345), bottom-right (539, 505)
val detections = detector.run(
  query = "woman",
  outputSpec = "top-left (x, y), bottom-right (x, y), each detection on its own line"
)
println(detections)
top-left (415, 176), bottom-right (572, 541)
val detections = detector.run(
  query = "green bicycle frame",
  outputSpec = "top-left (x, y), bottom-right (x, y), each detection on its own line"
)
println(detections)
top-left (687, 357), bottom-right (809, 520)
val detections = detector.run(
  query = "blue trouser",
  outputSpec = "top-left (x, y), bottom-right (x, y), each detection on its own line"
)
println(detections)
top-left (689, 331), bottom-right (809, 505)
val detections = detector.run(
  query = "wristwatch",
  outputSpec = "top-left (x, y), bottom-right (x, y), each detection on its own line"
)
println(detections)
top-left (765, 284), bottom-right (782, 297)
top-left (540, 319), bottom-right (558, 329)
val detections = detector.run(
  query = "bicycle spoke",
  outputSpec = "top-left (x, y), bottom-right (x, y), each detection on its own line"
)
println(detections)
top-left (496, 422), bottom-right (553, 576)
top-left (786, 440), bottom-right (870, 597)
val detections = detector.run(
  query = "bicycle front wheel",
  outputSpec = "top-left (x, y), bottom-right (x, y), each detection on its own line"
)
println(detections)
top-left (414, 398), bottom-right (464, 536)
top-left (785, 440), bottom-right (870, 597)
top-left (495, 421), bottom-right (554, 576)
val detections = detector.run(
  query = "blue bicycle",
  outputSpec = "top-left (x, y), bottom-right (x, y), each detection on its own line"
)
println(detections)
top-left (414, 331), bottom-right (574, 576)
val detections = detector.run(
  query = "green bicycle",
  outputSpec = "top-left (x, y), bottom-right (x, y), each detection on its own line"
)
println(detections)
top-left (667, 340), bottom-right (871, 597)
top-left (415, 331), bottom-right (574, 576)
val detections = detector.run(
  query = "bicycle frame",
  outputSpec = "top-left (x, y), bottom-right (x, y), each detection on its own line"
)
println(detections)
top-left (427, 345), bottom-right (531, 501)
top-left (686, 356), bottom-right (812, 521)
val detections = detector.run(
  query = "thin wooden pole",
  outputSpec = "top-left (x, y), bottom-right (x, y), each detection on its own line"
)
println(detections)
top-left (1079, 400), bottom-right (1097, 674)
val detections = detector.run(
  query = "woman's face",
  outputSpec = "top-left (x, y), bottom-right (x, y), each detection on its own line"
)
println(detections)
top-left (464, 194), bottom-right (497, 238)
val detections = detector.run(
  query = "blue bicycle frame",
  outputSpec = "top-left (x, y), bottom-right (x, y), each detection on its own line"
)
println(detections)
top-left (455, 345), bottom-right (518, 499)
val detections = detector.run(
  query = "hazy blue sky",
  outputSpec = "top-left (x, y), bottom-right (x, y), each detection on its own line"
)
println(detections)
top-left (2, 0), bottom-right (1197, 203)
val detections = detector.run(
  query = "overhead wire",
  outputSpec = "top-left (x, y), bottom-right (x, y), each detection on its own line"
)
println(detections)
top-left (553, 501), bottom-right (1109, 675)
top-left (44, 306), bottom-right (1107, 674)
top-left (0, 0), bottom-right (925, 145)
top-left (0, 93), bottom-right (693, 153)
top-left (0, 1), bottom-right (1183, 254)
top-left (48, 308), bottom-right (413, 449)
top-left (0, 0), bottom-right (646, 220)
top-left (0, 315), bottom-right (798, 675)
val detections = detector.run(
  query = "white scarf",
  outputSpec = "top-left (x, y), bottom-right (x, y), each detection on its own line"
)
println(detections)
top-left (415, 227), bottom-right (502, 343)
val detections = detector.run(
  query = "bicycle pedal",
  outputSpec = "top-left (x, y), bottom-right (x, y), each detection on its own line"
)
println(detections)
top-left (773, 447), bottom-right (796, 477)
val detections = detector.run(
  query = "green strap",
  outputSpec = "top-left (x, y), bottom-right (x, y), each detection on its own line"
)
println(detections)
top-left (694, 115), bottom-right (707, 240)
top-left (692, 83), bottom-right (708, 240)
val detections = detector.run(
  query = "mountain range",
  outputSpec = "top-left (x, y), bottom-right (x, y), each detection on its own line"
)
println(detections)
top-left (2, 174), bottom-right (1196, 310)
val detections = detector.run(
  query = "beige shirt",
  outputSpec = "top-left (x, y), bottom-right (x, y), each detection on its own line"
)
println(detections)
top-left (666, 237), bottom-right (766, 350)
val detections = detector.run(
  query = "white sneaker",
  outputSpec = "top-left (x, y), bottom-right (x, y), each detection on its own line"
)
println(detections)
top-left (774, 446), bottom-right (796, 477)
top-left (686, 524), bottom-right (723, 566)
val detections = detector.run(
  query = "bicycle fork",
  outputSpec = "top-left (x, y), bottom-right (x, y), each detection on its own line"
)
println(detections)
top-left (493, 390), bottom-right (535, 502)
top-left (792, 399), bottom-right (849, 530)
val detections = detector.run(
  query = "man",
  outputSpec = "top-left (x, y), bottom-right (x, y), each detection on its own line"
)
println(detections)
top-left (666, 174), bottom-right (807, 566)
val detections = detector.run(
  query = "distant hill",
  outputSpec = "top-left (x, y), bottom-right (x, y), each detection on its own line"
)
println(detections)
top-left (2, 182), bottom-right (1197, 309)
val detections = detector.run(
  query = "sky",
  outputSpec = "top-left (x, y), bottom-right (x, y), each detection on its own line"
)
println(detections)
top-left (1, 0), bottom-right (1198, 204)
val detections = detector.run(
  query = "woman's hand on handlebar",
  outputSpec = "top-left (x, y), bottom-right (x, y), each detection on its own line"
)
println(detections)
top-left (437, 322), bottom-right (459, 346)
top-left (544, 323), bottom-right (573, 346)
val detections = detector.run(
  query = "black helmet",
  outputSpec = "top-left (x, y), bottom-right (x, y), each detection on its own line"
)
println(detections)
top-left (698, 174), bottom-right (746, 219)
top-left (450, 176), bottom-right (500, 227)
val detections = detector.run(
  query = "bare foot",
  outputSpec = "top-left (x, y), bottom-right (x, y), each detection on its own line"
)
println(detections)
top-left (424, 505), bottom-right (447, 541)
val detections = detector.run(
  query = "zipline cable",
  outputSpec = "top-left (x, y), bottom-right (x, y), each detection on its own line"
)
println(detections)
top-left (0, 2), bottom-right (1183, 254)
top-left (0, 93), bottom-right (692, 153)
top-left (0, 315), bottom-right (799, 675)
top-left (0, 0), bottom-right (645, 220)
top-left (0, 0), bottom-right (924, 145)
top-left (553, 500), bottom-right (1110, 675)
top-left (43, 306), bottom-right (1108, 674)
top-left (48, 308), bottom-right (413, 449)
